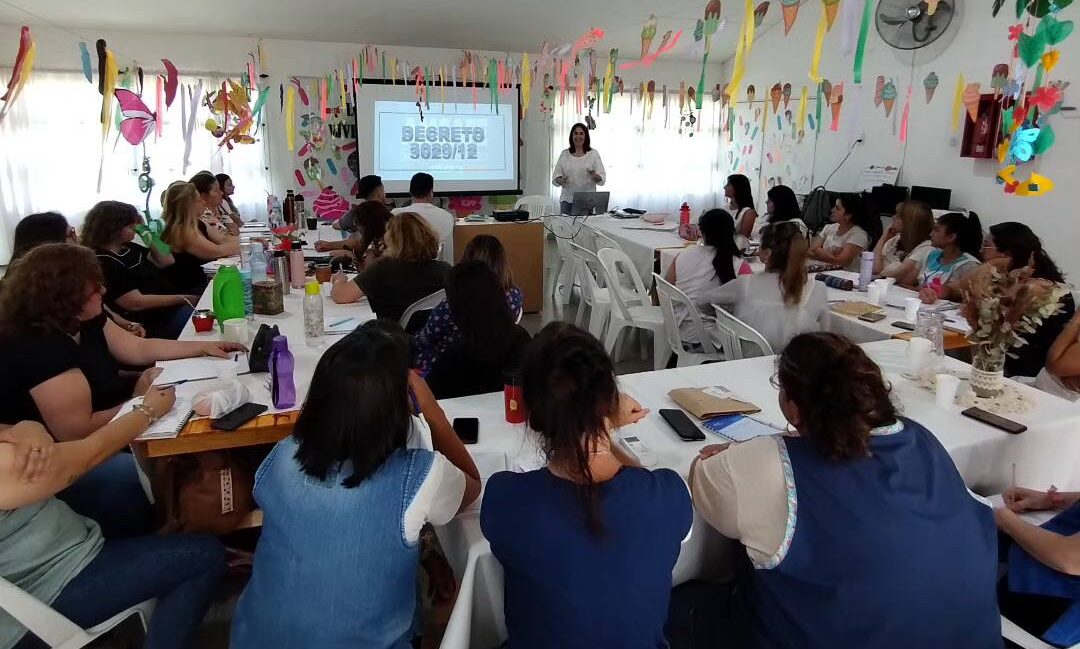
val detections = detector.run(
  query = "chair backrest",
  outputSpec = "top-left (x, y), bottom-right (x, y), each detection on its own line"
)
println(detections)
top-left (569, 242), bottom-right (607, 302)
top-left (514, 195), bottom-right (559, 218)
top-left (653, 273), bottom-right (720, 355)
top-left (712, 305), bottom-right (774, 359)
top-left (548, 216), bottom-right (578, 260)
top-left (399, 289), bottom-right (446, 331)
top-left (597, 247), bottom-right (649, 320)
top-left (582, 224), bottom-right (623, 254)
top-left (0, 575), bottom-right (84, 647)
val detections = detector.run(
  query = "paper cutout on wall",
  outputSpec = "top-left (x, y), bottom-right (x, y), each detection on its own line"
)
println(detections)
top-left (78, 42), bottom-right (92, 83)
top-left (181, 81), bottom-right (203, 173)
top-left (622, 29), bottom-right (683, 69)
top-left (100, 47), bottom-right (118, 143)
top-left (963, 82), bottom-right (981, 121)
top-left (926, 0), bottom-right (941, 15)
top-left (747, 84), bottom-right (756, 102)
top-left (830, 82), bottom-right (843, 131)
top-left (782, 83), bottom-right (792, 109)
top-left (312, 186), bottom-right (350, 221)
top-left (951, 74), bottom-right (965, 132)
top-left (570, 27), bottom-right (605, 61)
top-left (1030, 84), bottom-right (1063, 112)
top-left (853, 0), bottom-right (875, 83)
top-left (646, 80), bottom-right (656, 118)
top-left (285, 86), bottom-right (296, 153)
top-left (1, 26), bottom-right (36, 121)
top-left (881, 80), bottom-right (898, 116)
top-left (873, 75), bottom-right (885, 106)
top-left (997, 165), bottom-right (1054, 196)
top-left (991, 63), bottom-right (1010, 97)
top-left (809, 6), bottom-right (828, 82)
top-left (727, 0), bottom-right (756, 102)
top-left (923, 72), bottom-right (939, 103)
top-left (993, 0), bottom-right (1007, 17)
top-left (823, 0), bottom-right (841, 30)
top-left (115, 88), bottom-right (156, 145)
top-left (798, 85), bottom-right (809, 126)
top-left (754, 2), bottom-right (771, 27)
top-left (899, 83), bottom-right (912, 142)
top-left (780, 0), bottom-right (802, 34)
top-left (770, 83), bottom-right (783, 113)
top-left (642, 14), bottom-right (658, 58)
top-left (695, 0), bottom-right (724, 109)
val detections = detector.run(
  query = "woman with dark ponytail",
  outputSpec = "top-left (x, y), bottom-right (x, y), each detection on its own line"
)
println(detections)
top-left (903, 211), bottom-right (983, 298)
top-left (981, 222), bottom-right (1074, 378)
top-left (725, 174), bottom-right (758, 246)
top-left (481, 323), bottom-right (692, 648)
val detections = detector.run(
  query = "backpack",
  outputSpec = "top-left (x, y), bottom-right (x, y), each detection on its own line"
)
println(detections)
top-left (802, 186), bottom-right (832, 235)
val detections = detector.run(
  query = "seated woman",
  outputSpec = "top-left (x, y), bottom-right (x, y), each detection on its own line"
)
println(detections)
top-left (313, 200), bottom-right (391, 267)
top-left (423, 262), bottom-right (532, 399)
top-left (664, 209), bottom-right (744, 344)
top-left (214, 173), bottom-right (244, 228)
top-left (481, 322), bottom-right (692, 648)
top-left (808, 194), bottom-right (871, 271)
top-left (1037, 310), bottom-right (1080, 401)
top-left (892, 211), bottom-right (982, 297)
top-left (725, 174), bottom-right (758, 248)
top-left (0, 244), bottom-right (244, 536)
top-left (82, 201), bottom-right (199, 340)
top-left (980, 222), bottom-right (1074, 378)
top-left (996, 485), bottom-right (1080, 647)
top-left (230, 321), bottom-right (480, 649)
top-left (697, 221), bottom-right (827, 353)
top-left (689, 332), bottom-right (1001, 648)
top-left (161, 182), bottom-right (240, 294)
top-left (413, 234), bottom-right (523, 377)
top-left (332, 174), bottom-right (386, 231)
top-left (189, 171), bottom-right (239, 238)
top-left (872, 200), bottom-right (934, 277)
top-left (0, 398), bottom-right (225, 649)
top-left (329, 212), bottom-right (451, 324)
top-left (760, 185), bottom-right (808, 237)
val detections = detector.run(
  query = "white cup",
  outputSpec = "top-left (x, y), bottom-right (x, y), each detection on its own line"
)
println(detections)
top-left (935, 374), bottom-right (961, 408)
top-left (905, 337), bottom-right (933, 377)
top-left (904, 297), bottom-right (922, 323)
top-left (867, 282), bottom-right (886, 306)
top-left (222, 318), bottom-right (248, 344)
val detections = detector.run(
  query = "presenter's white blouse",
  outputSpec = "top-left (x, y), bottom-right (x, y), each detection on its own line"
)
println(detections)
top-left (552, 149), bottom-right (606, 204)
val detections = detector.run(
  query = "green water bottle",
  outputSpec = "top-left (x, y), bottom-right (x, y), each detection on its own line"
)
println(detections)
top-left (212, 264), bottom-right (245, 331)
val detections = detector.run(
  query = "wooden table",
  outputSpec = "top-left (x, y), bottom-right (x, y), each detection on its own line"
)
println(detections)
top-left (141, 411), bottom-right (299, 458)
top-left (453, 219), bottom-right (544, 313)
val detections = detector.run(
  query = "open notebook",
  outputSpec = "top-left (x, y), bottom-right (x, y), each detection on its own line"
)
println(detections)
top-left (111, 397), bottom-right (194, 440)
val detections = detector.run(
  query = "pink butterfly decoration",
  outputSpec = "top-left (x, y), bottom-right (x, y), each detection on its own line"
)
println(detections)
top-left (114, 88), bottom-right (156, 145)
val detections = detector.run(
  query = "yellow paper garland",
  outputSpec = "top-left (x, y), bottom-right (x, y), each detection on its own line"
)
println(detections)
top-left (951, 73), bottom-right (965, 133)
top-left (797, 86), bottom-right (809, 127)
top-left (809, 9), bottom-right (827, 82)
top-left (285, 86), bottom-right (296, 153)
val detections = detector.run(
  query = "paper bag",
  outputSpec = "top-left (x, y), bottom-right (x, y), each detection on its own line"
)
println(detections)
top-left (668, 387), bottom-right (760, 420)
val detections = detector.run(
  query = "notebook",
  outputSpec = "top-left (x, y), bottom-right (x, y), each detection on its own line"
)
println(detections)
top-left (112, 397), bottom-right (195, 440)
top-left (701, 414), bottom-right (779, 442)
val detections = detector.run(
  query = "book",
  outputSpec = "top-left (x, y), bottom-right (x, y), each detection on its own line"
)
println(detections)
top-left (701, 415), bottom-right (779, 442)
top-left (668, 386), bottom-right (760, 420)
top-left (112, 397), bottom-right (195, 440)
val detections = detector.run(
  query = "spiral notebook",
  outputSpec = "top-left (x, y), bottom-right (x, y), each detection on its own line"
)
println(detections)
top-left (111, 397), bottom-right (195, 440)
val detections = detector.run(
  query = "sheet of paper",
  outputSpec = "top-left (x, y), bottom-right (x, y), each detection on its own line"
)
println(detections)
top-left (154, 356), bottom-right (247, 386)
top-left (982, 493), bottom-right (1057, 526)
top-left (112, 397), bottom-right (194, 440)
top-left (620, 223), bottom-right (678, 231)
top-left (856, 164), bottom-right (900, 191)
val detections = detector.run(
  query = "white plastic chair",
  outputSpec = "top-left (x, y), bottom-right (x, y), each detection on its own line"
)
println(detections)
top-left (400, 289), bottom-right (446, 330)
top-left (597, 248), bottom-right (669, 370)
top-left (581, 224), bottom-right (623, 254)
top-left (653, 274), bottom-right (726, 367)
top-left (1001, 614), bottom-right (1080, 649)
top-left (547, 217), bottom-right (578, 306)
top-left (568, 243), bottom-right (613, 340)
top-left (711, 306), bottom-right (775, 360)
top-left (0, 576), bottom-right (155, 649)
top-left (513, 195), bottom-right (558, 219)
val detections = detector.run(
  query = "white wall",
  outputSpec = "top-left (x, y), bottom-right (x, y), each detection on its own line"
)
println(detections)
top-left (1, 24), bottom-right (716, 206)
top-left (719, 6), bottom-right (1080, 278)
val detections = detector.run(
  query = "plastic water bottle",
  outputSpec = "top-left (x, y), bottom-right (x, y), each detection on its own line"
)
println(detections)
top-left (858, 251), bottom-right (875, 291)
top-left (269, 335), bottom-right (296, 409)
top-left (240, 268), bottom-right (254, 321)
top-left (679, 202), bottom-right (691, 227)
top-left (249, 244), bottom-right (268, 282)
top-left (303, 279), bottom-right (324, 347)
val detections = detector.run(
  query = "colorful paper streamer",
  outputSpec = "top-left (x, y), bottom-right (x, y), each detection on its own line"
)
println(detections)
top-left (853, 0), bottom-right (874, 84)
top-left (809, 9), bottom-right (828, 82)
top-left (951, 73), bottom-right (965, 132)
top-left (285, 86), bottom-right (296, 153)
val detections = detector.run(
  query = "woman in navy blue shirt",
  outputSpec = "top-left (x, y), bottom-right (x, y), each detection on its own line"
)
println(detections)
top-left (481, 322), bottom-right (692, 649)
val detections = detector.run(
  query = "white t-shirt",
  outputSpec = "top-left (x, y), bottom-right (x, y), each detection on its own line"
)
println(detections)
top-left (880, 238), bottom-right (932, 276)
top-left (698, 272), bottom-right (828, 353)
top-left (552, 149), bottom-right (607, 204)
top-left (673, 246), bottom-right (744, 345)
top-left (818, 223), bottom-right (870, 271)
top-left (402, 415), bottom-right (467, 543)
top-left (393, 202), bottom-right (456, 263)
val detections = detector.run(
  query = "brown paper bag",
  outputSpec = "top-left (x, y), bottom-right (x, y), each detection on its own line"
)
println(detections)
top-left (668, 387), bottom-right (760, 420)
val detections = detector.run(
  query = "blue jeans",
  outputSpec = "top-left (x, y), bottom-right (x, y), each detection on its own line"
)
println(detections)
top-left (560, 200), bottom-right (573, 216)
top-left (57, 453), bottom-right (153, 538)
top-left (14, 534), bottom-right (225, 649)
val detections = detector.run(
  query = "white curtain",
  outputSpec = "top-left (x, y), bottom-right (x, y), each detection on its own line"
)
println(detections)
top-left (0, 69), bottom-right (269, 264)
top-left (549, 90), bottom-right (725, 214)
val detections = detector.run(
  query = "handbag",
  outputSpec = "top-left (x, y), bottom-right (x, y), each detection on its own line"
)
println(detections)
top-left (248, 323), bottom-right (280, 373)
top-left (157, 450), bottom-right (256, 535)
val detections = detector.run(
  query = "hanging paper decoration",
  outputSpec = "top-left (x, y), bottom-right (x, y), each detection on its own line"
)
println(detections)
top-left (997, 165), bottom-right (1054, 196)
top-left (487, 58), bottom-right (499, 112)
top-left (991, 63), bottom-right (1010, 98)
top-left (100, 47), bottom-right (118, 142)
top-left (285, 86), bottom-right (296, 153)
top-left (881, 80), bottom-right (898, 116)
top-left (162, 59), bottom-right (178, 107)
top-left (853, 0), bottom-right (874, 83)
top-left (797, 86), bottom-right (809, 127)
top-left (641, 15), bottom-right (658, 58)
top-left (781, 0), bottom-right (801, 34)
top-left (622, 28), bottom-right (682, 69)
top-left (646, 80), bottom-right (656, 119)
top-left (695, 0), bottom-right (723, 109)
top-left (823, 0), bottom-right (841, 29)
top-left (782, 83), bottom-right (792, 109)
top-left (923, 72), bottom-right (939, 103)
top-left (78, 42), bottom-right (93, 83)
top-left (873, 75), bottom-right (885, 106)
top-left (114, 88), bottom-right (156, 145)
top-left (603, 49), bottom-right (617, 113)
top-left (727, 0), bottom-right (756, 102)
top-left (312, 186), bottom-right (350, 221)
top-left (770, 82), bottom-right (783, 113)
top-left (830, 82), bottom-right (843, 131)
top-left (899, 83), bottom-right (912, 141)
top-left (963, 82), bottom-right (981, 122)
top-left (570, 28), bottom-right (605, 61)
top-left (0, 26), bottom-right (36, 121)
top-left (754, 2), bottom-right (771, 27)
top-left (809, 6), bottom-right (828, 81)
top-left (154, 75), bottom-right (164, 137)
top-left (993, 0), bottom-right (1008, 16)
top-left (951, 73), bottom-right (965, 132)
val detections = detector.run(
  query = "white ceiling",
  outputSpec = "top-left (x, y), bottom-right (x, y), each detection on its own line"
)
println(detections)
top-left (0, 0), bottom-right (783, 63)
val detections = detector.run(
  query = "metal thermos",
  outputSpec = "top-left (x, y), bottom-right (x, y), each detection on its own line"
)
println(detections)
top-left (272, 250), bottom-right (290, 295)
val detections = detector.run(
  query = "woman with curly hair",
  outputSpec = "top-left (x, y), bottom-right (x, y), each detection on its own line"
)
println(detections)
top-left (0, 244), bottom-right (244, 536)
top-left (686, 332), bottom-right (1001, 648)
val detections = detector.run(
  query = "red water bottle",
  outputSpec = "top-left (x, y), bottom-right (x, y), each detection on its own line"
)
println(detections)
top-left (679, 202), bottom-right (691, 227)
top-left (504, 373), bottom-right (526, 424)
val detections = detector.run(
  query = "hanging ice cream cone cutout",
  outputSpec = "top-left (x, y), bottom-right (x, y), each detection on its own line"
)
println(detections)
top-left (881, 80), bottom-right (898, 116)
top-left (963, 82), bottom-right (981, 122)
top-left (782, 83), bottom-right (792, 109)
top-left (747, 84), bottom-right (756, 102)
top-left (923, 72), bottom-right (939, 104)
top-left (770, 82), bottom-right (783, 113)
top-left (781, 0), bottom-right (801, 35)
top-left (641, 15), bottom-right (657, 59)
top-left (830, 82), bottom-right (843, 130)
top-left (874, 75), bottom-right (885, 107)
top-left (823, 0), bottom-right (840, 31)
top-left (755, 2), bottom-right (771, 27)
top-left (991, 64), bottom-right (1009, 99)
top-left (646, 80), bottom-right (656, 118)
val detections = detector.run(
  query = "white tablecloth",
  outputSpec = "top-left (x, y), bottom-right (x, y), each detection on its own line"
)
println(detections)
top-left (436, 339), bottom-right (1080, 648)
top-left (580, 215), bottom-right (688, 281)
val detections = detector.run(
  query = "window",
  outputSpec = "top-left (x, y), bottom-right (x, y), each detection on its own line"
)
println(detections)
top-left (0, 69), bottom-right (269, 263)
top-left (549, 90), bottom-right (726, 213)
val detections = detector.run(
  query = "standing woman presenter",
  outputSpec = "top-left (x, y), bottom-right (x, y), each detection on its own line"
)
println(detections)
top-left (552, 123), bottom-right (606, 215)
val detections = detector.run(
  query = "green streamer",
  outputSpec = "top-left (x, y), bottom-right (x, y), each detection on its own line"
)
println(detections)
top-left (853, 0), bottom-right (874, 84)
top-left (1033, 63), bottom-right (1045, 91)
top-left (382, 53), bottom-right (387, 81)
top-left (815, 83), bottom-right (823, 125)
top-left (487, 59), bottom-right (499, 113)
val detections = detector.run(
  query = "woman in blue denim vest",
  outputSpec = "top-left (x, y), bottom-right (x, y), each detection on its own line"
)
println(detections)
top-left (230, 320), bottom-right (480, 649)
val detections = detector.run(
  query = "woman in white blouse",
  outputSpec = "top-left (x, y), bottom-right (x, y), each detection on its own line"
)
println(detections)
top-left (552, 123), bottom-right (606, 215)
top-left (809, 195), bottom-right (871, 271)
top-left (871, 200), bottom-right (934, 277)
top-left (696, 221), bottom-right (827, 352)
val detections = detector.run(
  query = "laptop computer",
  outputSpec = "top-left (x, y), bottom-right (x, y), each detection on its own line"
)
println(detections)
top-left (569, 191), bottom-right (611, 216)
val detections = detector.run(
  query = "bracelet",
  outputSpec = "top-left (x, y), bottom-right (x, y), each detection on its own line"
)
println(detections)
top-left (132, 403), bottom-right (159, 424)
top-left (1048, 485), bottom-right (1066, 508)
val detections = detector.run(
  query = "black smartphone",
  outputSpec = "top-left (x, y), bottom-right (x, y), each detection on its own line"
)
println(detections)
top-left (859, 312), bottom-right (887, 322)
top-left (891, 320), bottom-right (916, 331)
top-left (659, 409), bottom-right (706, 441)
top-left (452, 418), bottom-right (479, 444)
top-left (211, 403), bottom-right (268, 431)
top-left (961, 407), bottom-right (1027, 434)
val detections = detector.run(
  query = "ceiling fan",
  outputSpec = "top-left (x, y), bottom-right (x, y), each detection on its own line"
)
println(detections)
top-left (876, 0), bottom-right (956, 50)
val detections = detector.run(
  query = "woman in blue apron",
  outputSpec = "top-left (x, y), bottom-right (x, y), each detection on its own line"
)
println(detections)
top-left (997, 487), bottom-right (1080, 647)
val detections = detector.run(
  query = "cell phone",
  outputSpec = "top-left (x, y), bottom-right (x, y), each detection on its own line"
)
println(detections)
top-left (891, 320), bottom-right (916, 331)
top-left (659, 409), bottom-right (706, 441)
top-left (211, 403), bottom-right (268, 431)
top-left (859, 312), bottom-right (887, 322)
top-left (961, 407), bottom-right (1027, 434)
top-left (452, 418), bottom-right (479, 444)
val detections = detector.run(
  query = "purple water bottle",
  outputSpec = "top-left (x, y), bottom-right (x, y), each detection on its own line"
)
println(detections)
top-left (269, 335), bottom-right (296, 409)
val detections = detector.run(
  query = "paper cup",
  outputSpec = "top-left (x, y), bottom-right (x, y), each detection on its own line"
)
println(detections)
top-left (935, 374), bottom-right (961, 408)
top-left (904, 297), bottom-right (922, 323)
top-left (223, 318), bottom-right (248, 344)
top-left (867, 282), bottom-right (886, 306)
top-left (905, 337), bottom-right (933, 378)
